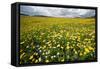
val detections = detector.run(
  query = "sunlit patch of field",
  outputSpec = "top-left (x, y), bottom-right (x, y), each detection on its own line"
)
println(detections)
top-left (20, 15), bottom-right (96, 64)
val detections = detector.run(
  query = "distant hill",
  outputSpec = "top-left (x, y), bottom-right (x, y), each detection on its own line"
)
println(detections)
top-left (20, 13), bottom-right (95, 19)
top-left (33, 15), bottom-right (52, 17)
top-left (20, 13), bottom-right (29, 16)
top-left (20, 14), bottom-right (54, 17)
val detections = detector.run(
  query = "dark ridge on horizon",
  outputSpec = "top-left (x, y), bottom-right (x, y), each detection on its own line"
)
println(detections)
top-left (20, 14), bottom-right (95, 18)
top-left (20, 13), bottom-right (29, 16)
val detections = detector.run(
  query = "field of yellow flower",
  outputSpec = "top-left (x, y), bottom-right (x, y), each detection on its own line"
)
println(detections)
top-left (20, 15), bottom-right (96, 64)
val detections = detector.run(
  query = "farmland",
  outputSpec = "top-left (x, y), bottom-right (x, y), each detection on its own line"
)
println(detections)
top-left (20, 15), bottom-right (96, 64)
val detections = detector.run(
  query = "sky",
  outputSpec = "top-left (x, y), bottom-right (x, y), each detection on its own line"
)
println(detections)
top-left (20, 5), bottom-right (95, 18)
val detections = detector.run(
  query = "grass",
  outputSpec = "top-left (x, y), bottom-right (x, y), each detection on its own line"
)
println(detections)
top-left (20, 15), bottom-right (96, 64)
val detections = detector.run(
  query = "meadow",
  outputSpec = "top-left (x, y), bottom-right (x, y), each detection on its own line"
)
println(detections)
top-left (20, 15), bottom-right (96, 64)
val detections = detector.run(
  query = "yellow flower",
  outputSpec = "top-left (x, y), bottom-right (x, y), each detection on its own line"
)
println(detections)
top-left (45, 56), bottom-right (48, 58)
top-left (61, 59), bottom-right (64, 62)
top-left (29, 55), bottom-right (33, 60)
top-left (85, 48), bottom-right (90, 53)
top-left (45, 60), bottom-right (49, 63)
top-left (66, 33), bottom-right (69, 36)
top-left (35, 53), bottom-right (38, 55)
top-left (92, 35), bottom-right (95, 38)
top-left (48, 50), bottom-right (50, 54)
top-left (33, 46), bottom-right (35, 49)
top-left (38, 57), bottom-right (41, 62)
top-left (61, 46), bottom-right (64, 49)
top-left (57, 52), bottom-right (60, 55)
top-left (75, 51), bottom-right (77, 54)
top-left (41, 32), bottom-right (45, 35)
top-left (66, 46), bottom-right (70, 49)
top-left (32, 58), bottom-right (35, 62)
top-left (57, 44), bottom-right (60, 47)
top-left (77, 36), bottom-right (80, 41)
top-left (20, 41), bottom-right (24, 44)
top-left (20, 52), bottom-right (25, 59)
top-left (80, 52), bottom-right (83, 56)
top-left (70, 46), bottom-right (73, 49)
top-left (42, 52), bottom-right (45, 55)
top-left (60, 30), bottom-right (63, 33)
top-left (48, 44), bottom-right (51, 46)
top-left (88, 46), bottom-right (94, 51)
top-left (51, 56), bottom-right (53, 59)
top-left (43, 40), bottom-right (46, 42)
top-left (43, 45), bottom-right (46, 49)
top-left (46, 51), bottom-right (50, 54)
top-left (53, 47), bottom-right (56, 49)
top-left (84, 52), bottom-right (87, 55)
top-left (35, 60), bottom-right (38, 63)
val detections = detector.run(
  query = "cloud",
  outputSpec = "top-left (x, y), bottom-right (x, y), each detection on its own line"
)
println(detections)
top-left (20, 5), bottom-right (95, 18)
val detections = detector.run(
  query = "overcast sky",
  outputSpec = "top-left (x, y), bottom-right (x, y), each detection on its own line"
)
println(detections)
top-left (20, 5), bottom-right (95, 18)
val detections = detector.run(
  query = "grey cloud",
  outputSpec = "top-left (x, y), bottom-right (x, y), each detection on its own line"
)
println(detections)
top-left (20, 5), bottom-right (95, 18)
